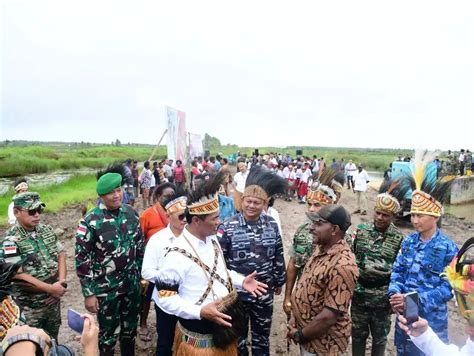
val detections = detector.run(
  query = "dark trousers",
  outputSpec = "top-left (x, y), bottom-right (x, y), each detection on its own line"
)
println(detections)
top-left (238, 293), bottom-right (273, 356)
top-left (347, 176), bottom-right (354, 189)
top-left (97, 289), bottom-right (140, 356)
top-left (394, 324), bottom-right (424, 356)
top-left (155, 305), bottom-right (177, 356)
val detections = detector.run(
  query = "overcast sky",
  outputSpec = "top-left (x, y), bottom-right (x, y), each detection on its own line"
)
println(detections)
top-left (1, 1), bottom-right (473, 150)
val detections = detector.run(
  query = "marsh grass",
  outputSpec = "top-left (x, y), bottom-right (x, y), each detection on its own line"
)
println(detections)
top-left (0, 174), bottom-right (97, 226)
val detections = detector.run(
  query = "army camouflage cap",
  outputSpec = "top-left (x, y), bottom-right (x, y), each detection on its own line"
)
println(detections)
top-left (12, 192), bottom-right (46, 210)
top-left (306, 204), bottom-right (351, 232)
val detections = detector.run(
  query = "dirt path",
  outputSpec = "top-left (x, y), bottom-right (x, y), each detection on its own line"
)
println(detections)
top-left (2, 182), bottom-right (473, 355)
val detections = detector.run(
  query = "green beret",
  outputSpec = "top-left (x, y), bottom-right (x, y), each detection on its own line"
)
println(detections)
top-left (96, 173), bottom-right (122, 196)
top-left (13, 192), bottom-right (46, 210)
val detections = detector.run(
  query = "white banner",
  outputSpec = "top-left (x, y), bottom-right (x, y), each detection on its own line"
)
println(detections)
top-left (189, 133), bottom-right (204, 159)
top-left (166, 106), bottom-right (187, 163)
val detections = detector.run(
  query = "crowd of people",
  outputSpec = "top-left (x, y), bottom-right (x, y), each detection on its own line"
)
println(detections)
top-left (0, 150), bottom-right (473, 356)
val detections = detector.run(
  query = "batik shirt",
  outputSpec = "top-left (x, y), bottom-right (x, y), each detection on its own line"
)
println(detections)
top-left (217, 213), bottom-right (286, 302)
top-left (75, 203), bottom-right (144, 300)
top-left (388, 229), bottom-right (458, 341)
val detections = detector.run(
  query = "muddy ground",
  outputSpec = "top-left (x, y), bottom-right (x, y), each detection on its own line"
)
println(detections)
top-left (2, 180), bottom-right (473, 355)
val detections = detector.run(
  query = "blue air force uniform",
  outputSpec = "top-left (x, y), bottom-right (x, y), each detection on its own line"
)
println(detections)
top-left (388, 229), bottom-right (458, 355)
top-left (217, 213), bottom-right (286, 356)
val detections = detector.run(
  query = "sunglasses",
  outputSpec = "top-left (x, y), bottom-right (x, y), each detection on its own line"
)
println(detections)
top-left (23, 207), bottom-right (44, 216)
top-left (178, 213), bottom-right (186, 221)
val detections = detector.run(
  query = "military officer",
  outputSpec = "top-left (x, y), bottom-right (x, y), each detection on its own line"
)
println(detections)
top-left (218, 166), bottom-right (286, 356)
top-left (350, 181), bottom-right (407, 356)
top-left (76, 167), bottom-right (144, 356)
top-left (0, 192), bottom-right (66, 340)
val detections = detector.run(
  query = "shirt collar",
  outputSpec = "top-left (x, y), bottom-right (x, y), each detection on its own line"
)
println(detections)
top-left (316, 239), bottom-right (346, 257)
top-left (183, 226), bottom-right (210, 247)
top-left (415, 228), bottom-right (440, 245)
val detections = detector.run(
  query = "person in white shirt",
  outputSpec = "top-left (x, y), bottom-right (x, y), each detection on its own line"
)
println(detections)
top-left (264, 197), bottom-right (282, 236)
top-left (298, 163), bottom-right (312, 203)
top-left (7, 178), bottom-right (29, 225)
top-left (142, 195), bottom-right (187, 356)
top-left (153, 173), bottom-right (267, 355)
top-left (352, 165), bottom-right (370, 215)
top-left (232, 162), bottom-right (249, 212)
top-left (397, 236), bottom-right (474, 356)
top-left (345, 160), bottom-right (357, 190)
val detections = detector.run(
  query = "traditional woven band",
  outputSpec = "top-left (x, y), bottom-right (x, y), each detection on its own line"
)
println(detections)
top-left (375, 193), bottom-right (400, 214)
top-left (410, 190), bottom-right (442, 217)
top-left (242, 185), bottom-right (268, 201)
top-left (188, 194), bottom-right (219, 215)
top-left (165, 196), bottom-right (187, 215)
top-left (307, 185), bottom-right (336, 205)
top-left (178, 322), bottom-right (215, 348)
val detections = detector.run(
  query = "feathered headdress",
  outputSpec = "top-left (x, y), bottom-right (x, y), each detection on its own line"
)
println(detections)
top-left (187, 172), bottom-right (224, 215)
top-left (242, 166), bottom-right (287, 202)
top-left (307, 168), bottom-right (344, 205)
top-left (375, 178), bottom-right (411, 215)
top-left (96, 163), bottom-right (129, 185)
top-left (406, 150), bottom-right (455, 217)
top-left (443, 237), bottom-right (474, 326)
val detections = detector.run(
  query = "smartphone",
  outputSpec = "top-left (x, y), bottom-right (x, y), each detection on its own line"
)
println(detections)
top-left (404, 292), bottom-right (419, 327)
top-left (67, 308), bottom-right (84, 334)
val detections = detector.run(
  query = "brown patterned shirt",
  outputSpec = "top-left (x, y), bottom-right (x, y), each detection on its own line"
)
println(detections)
top-left (291, 239), bottom-right (358, 355)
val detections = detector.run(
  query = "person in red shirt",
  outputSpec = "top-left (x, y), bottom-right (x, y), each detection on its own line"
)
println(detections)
top-left (173, 160), bottom-right (186, 193)
top-left (138, 182), bottom-right (176, 341)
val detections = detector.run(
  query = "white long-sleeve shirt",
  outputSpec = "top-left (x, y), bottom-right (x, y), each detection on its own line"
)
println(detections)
top-left (141, 225), bottom-right (181, 303)
top-left (154, 228), bottom-right (245, 320)
top-left (353, 169), bottom-right (370, 192)
top-left (411, 327), bottom-right (473, 356)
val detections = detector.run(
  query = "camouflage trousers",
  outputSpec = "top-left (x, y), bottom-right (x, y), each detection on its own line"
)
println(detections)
top-left (22, 300), bottom-right (61, 340)
top-left (351, 303), bottom-right (391, 356)
top-left (238, 292), bottom-right (273, 356)
top-left (97, 289), bottom-right (141, 354)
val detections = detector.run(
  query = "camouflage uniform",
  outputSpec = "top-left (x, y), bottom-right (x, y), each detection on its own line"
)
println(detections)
top-left (288, 222), bottom-right (313, 278)
top-left (388, 229), bottom-right (458, 355)
top-left (0, 224), bottom-right (63, 339)
top-left (217, 213), bottom-right (286, 356)
top-left (75, 203), bottom-right (144, 355)
top-left (350, 222), bottom-right (404, 356)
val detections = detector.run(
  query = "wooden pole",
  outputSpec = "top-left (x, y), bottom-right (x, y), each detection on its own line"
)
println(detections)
top-left (148, 129), bottom-right (168, 162)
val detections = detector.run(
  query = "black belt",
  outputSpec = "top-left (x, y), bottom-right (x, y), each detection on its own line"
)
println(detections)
top-left (178, 317), bottom-right (214, 335)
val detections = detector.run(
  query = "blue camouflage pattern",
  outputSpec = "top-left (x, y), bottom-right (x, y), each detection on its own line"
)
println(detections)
top-left (217, 212), bottom-right (286, 300)
top-left (217, 212), bottom-right (286, 356)
top-left (388, 229), bottom-right (458, 343)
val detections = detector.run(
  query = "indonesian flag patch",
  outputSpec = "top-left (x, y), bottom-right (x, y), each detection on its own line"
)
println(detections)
top-left (216, 228), bottom-right (224, 238)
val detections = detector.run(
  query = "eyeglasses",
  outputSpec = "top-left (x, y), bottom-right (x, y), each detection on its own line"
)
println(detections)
top-left (23, 207), bottom-right (44, 216)
top-left (178, 214), bottom-right (186, 221)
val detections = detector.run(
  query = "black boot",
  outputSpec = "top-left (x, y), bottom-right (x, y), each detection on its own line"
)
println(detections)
top-left (120, 338), bottom-right (135, 356)
top-left (352, 340), bottom-right (367, 356)
top-left (371, 342), bottom-right (386, 356)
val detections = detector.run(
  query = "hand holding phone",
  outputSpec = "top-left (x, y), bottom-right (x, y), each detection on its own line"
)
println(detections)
top-left (67, 309), bottom-right (85, 334)
top-left (404, 292), bottom-right (419, 327)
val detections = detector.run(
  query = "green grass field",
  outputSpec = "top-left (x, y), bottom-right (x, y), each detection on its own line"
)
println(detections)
top-left (0, 144), bottom-right (167, 177)
top-left (0, 142), bottom-right (416, 177)
top-left (0, 175), bottom-right (97, 226)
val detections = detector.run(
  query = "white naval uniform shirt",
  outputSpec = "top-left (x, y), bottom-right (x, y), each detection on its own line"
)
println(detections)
top-left (141, 225), bottom-right (180, 303)
top-left (155, 227), bottom-right (245, 320)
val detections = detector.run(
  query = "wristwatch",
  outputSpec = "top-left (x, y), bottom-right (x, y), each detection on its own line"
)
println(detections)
top-left (292, 329), bottom-right (307, 344)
